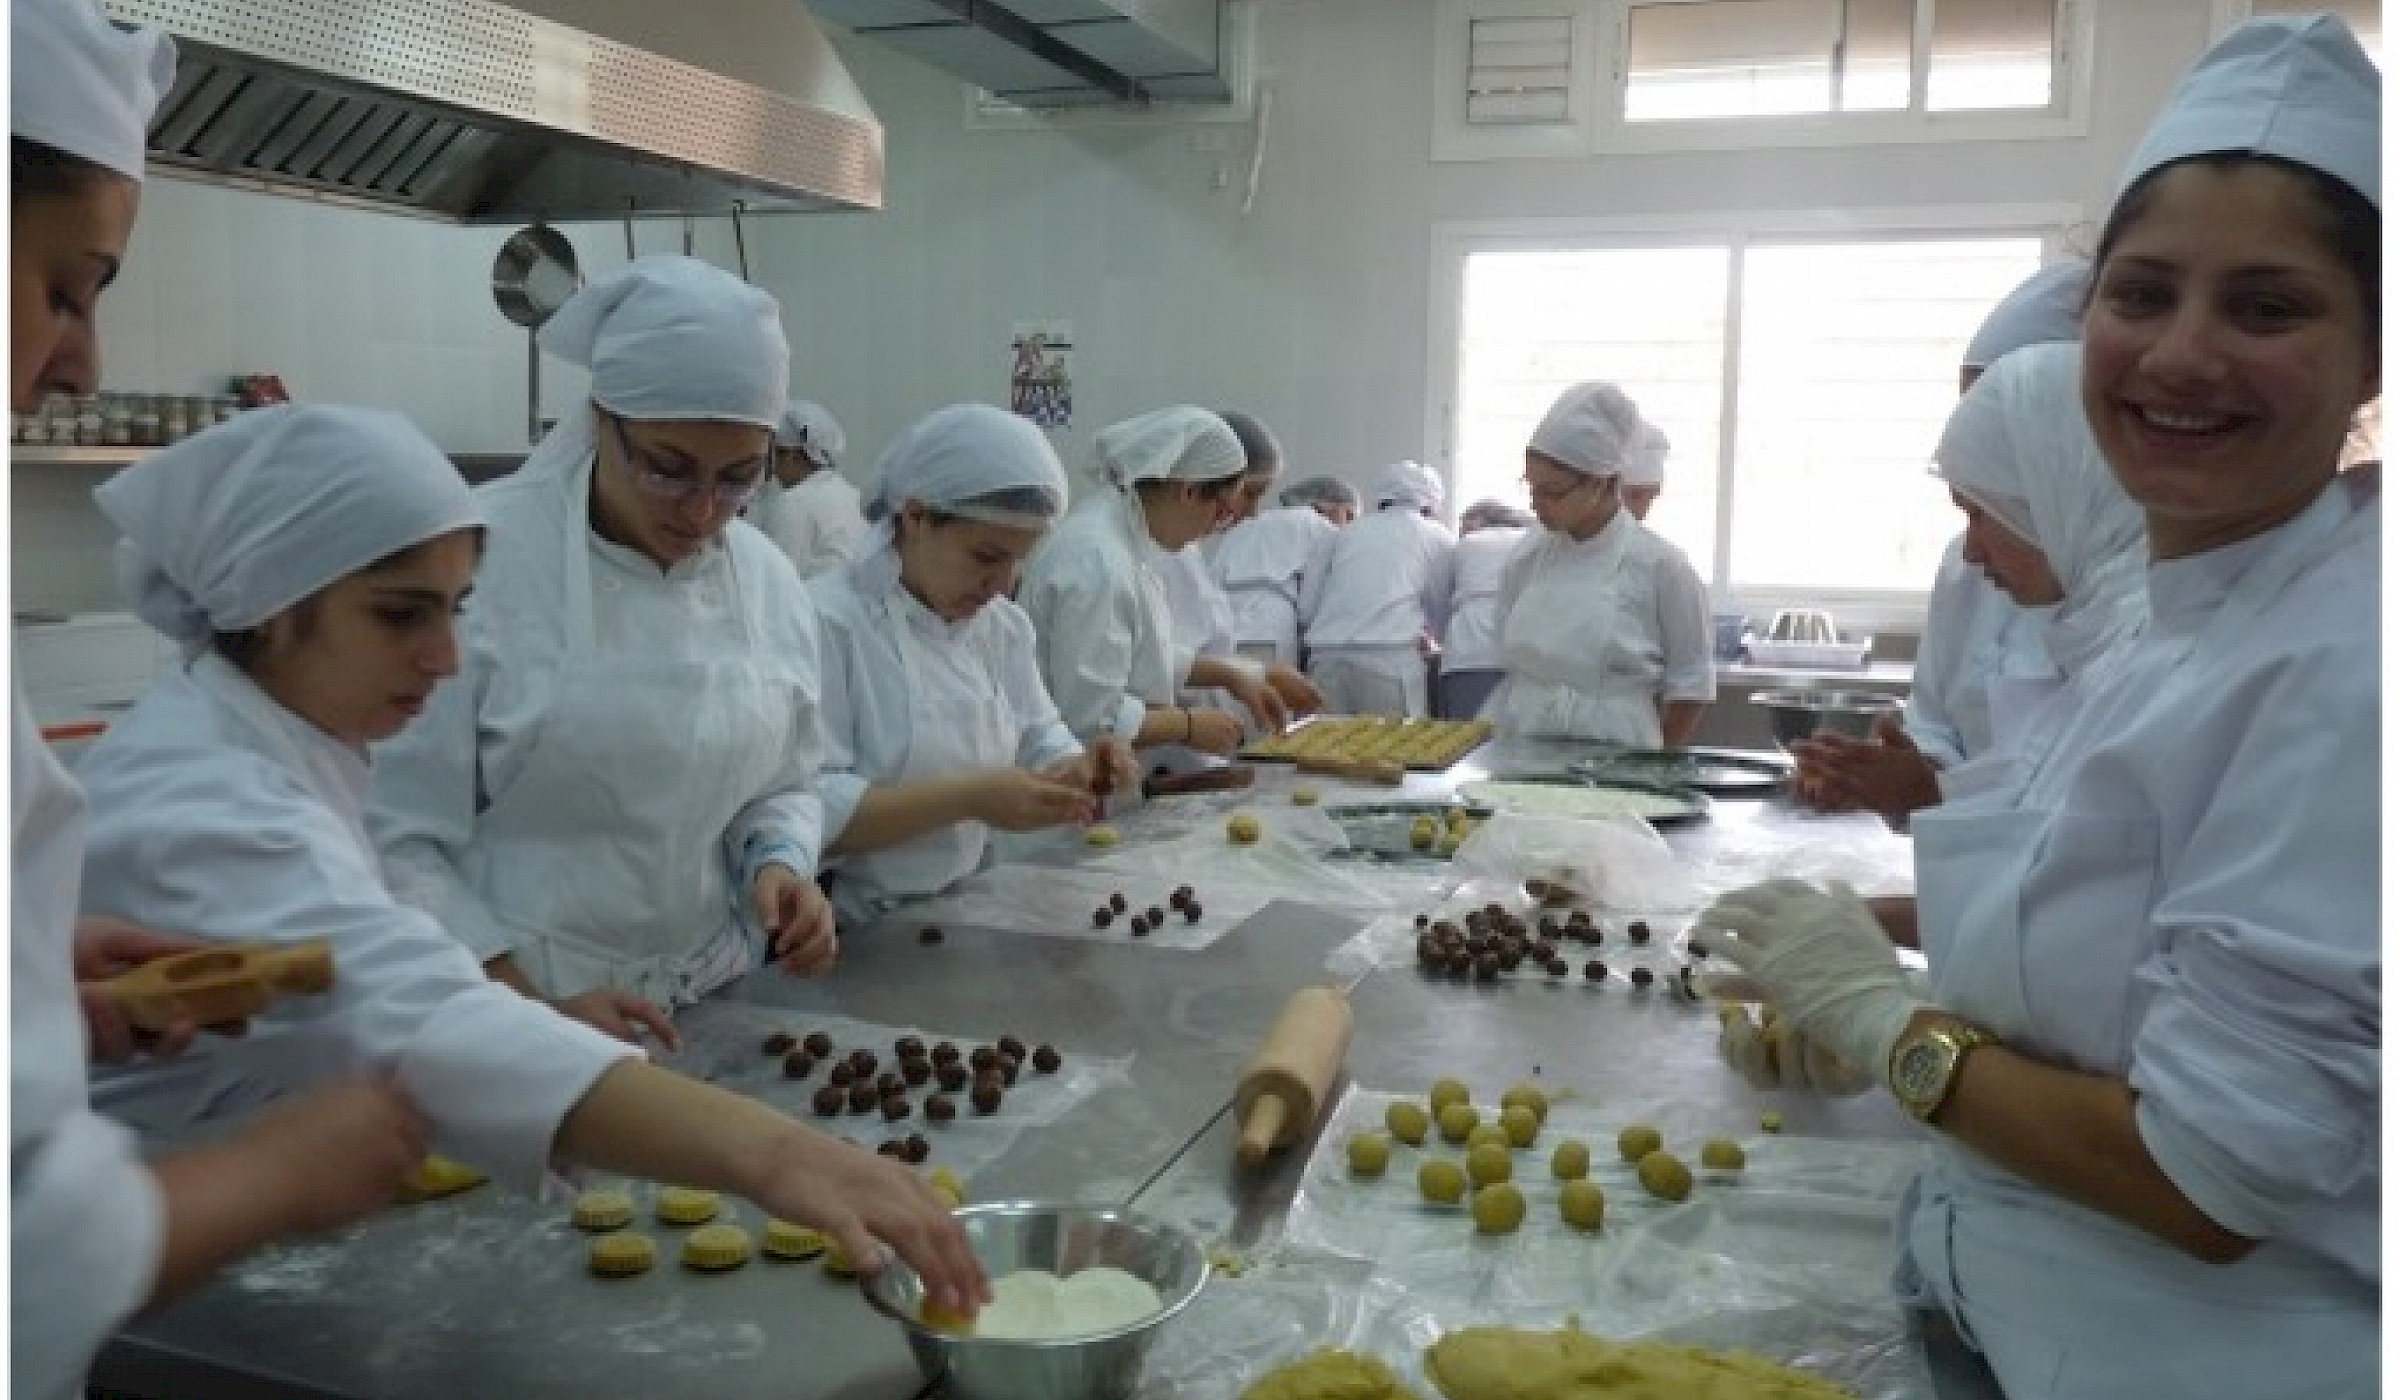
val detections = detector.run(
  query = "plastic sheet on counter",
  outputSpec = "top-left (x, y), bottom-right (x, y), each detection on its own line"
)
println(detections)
top-left (1325, 883), bottom-right (1717, 995)
top-left (1446, 810), bottom-right (1698, 913)
top-left (658, 1003), bottom-right (1133, 1183)
top-left (889, 862), bottom-right (1271, 951)
top-left (1086, 804), bottom-right (1436, 914)
top-left (1672, 803), bottom-right (1916, 903)
top-left (1247, 1087), bottom-right (1932, 1400)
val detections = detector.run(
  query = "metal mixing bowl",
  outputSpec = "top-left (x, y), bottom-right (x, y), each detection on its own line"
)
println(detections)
top-left (862, 1202), bottom-right (1211, 1400)
top-left (1749, 687), bottom-right (1904, 752)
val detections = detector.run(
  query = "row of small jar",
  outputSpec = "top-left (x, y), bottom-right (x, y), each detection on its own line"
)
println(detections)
top-left (14, 392), bottom-right (245, 448)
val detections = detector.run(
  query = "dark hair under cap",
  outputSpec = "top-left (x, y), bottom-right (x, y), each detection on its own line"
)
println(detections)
top-left (1215, 409), bottom-right (1284, 476)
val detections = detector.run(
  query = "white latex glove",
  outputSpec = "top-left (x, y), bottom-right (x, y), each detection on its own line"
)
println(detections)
top-left (1714, 1002), bottom-right (1876, 1097)
top-left (1689, 878), bottom-right (1929, 1084)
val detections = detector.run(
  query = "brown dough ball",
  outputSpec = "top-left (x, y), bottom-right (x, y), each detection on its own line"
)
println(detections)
top-left (1347, 1133), bottom-right (1392, 1176)
top-left (1700, 1138), bottom-right (1747, 1171)
top-left (1637, 1150), bottom-right (1694, 1202)
top-left (848, 1084), bottom-right (879, 1113)
top-left (849, 1050), bottom-right (878, 1076)
top-left (1499, 1105), bottom-right (1541, 1149)
top-left (1032, 1045), bottom-right (1062, 1074)
top-left (1418, 1159), bottom-right (1467, 1205)
top-left (903, 1135), bottom-right (931, 1164)
top-left (902, 1059), bottom-right (931, 1087)
top-left (925, 1095), bottom-right (957, 1123)
top-left (811, 1086), bottom-right (843, 1116)
top-left (829, 1063), bottom-right (855, 1088)
top-left (882, 1097), bottom-right (912, 1122)
top-left (970, 1047), bottom-right (999, 1072)
top-left (762, 1031), bottom-right (796, 1056)
top-left (1385, 1101), bottom-right (1431, 1146)
top-left (781, 1051), bottom-right (814, 1079)
top-left (1465, 1143), bottom-right (1512, 1187)
top-left (802, 1032), bottom-right (834, 1058)
top-left (1551, 1139), bottom-right (1591, 1180)
top-left (1559, 1179), bottom-right (1606, 1231)
top-left (1428, 1079), bottom-right (1471, 1113)
top-left (896, 1036), bottom-right (926, 1060)
top-left (971, 1083), bottom-right (1003, 1115)
top-left (932, 1041), bottom-right (961, 1064)
top-left (937, 1063), bottom-right (968, 1093)
top-left (1471, 1183), bottom-right (1526, 1235)
top-left (997, 1036), bottom-right (1026, 1061)
top-left (1617, 1125), bottom-right (1663, 1163)
top-left (1437, 1103), bottom-right (1480, 1144)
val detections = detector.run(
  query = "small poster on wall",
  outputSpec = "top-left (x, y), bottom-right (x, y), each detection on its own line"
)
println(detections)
top-left (1009, 322), bottom-right (1074, 429)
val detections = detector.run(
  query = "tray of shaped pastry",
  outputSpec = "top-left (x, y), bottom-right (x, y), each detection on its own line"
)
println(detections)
top-left (1569, 746), bottom-right (1790, 799)
top-left (1324, 799), bottom-right (1495, 863)
top-left (1241, 716), bottom-right (1494, 772)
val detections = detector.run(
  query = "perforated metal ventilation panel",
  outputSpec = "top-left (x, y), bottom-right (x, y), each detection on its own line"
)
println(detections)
top-left (106, 0), bottom-right (883, 220)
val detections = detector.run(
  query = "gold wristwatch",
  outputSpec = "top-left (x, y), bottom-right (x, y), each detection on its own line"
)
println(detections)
top-left (1888, 1017), bottom-right (2000, 1122)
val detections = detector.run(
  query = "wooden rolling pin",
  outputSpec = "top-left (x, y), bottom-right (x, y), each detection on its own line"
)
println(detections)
top-left (1292, 754), bottom-right (1405, 787)
top-left (96, 937), bottom-right (336, 1033)
top-left (1234, 986), bottom-right (1354, 1166)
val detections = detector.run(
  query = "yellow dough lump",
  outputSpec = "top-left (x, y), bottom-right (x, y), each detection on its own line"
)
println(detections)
top-left (1239, 1347), bottom-right (1423, 1400)
top-left (1228, 813), bottom-right (1264, 845)
top-left (1466, 1123), bottom-right (1510, 1154)
top-left (1437, 1104), bottom-right (1480, 1144)
top-left (1428, 1079), bottom-right (1472, 1113)
top-left (571, 1188), bottom-right (635, 1231)
top-left (1700, 1138), bottom-right (1747, 1172)
top-left (655, 1186), bottom-right (721, 1225)
top-left (1559, 1180), bottom-right (1606, 1231)
top-left (1499, 1105), bottom-right (1541, 1149)
top-left (1409, 816), bottom-right (1439, 851)
top-left (1466, 1143), bottom-right (1513, 1187)
top-left (588, 1231), bottom-right (657, 1278)
top-left (1760, 1110), bottom-right (1785, 1134)
top-left (1086, 823), bottom-right (1122, 847)
top-left (395, 1155), bottom-right (486, 1203)
top-left (763, 1219), bottom-right (831, 1260)
top-left (928, 1167), bottom-right (969, 1209)
top-left (1386, 1101), bottom-right (1432, 1146)
top-left (823, 1240), bottom-right (860, 1278)
top-left (1637, 1150), bottom-right (1693, 1202)
top-left (1423, 1324), bottom-right (1862, 1400)
top-left (1616, 1125), bottom-right (1663, 1164)
top-left (1348, 1132), bottom-right (1393, 1177)
top-left (1550, 1140), bottom-right (1591, 1181)
top-left (681, 1222), bottom-right (754, 1271)
top-left (1292, 787), bottom-right (1322, 807)
top-left (1499, 1084), bottom-right (1548, 1126)
top-left (1470, 1183), bottom-right (1525, 1236)
top-left (1418, 1159), bottom-right (1467, 1205)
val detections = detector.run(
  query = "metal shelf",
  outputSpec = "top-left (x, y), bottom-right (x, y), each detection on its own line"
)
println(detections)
top-left (12, 444), bottom-right (159, 467)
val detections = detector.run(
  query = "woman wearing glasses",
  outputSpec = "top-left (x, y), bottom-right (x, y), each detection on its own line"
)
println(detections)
top-left (372, 256), bottom-right (836, 1043)
top-left (1486, 381), bottom-right (1714, 747)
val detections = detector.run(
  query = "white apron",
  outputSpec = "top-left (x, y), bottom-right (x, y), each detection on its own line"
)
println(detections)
top-left (1491, 523), bottom-right (1660, 746)
top-left (1899, 498), bottom-right (2376, 1400)
top-left (1307, 645), bottom-right (1427, 718)
top-left (464, 463), bottom-right (791, 1007)
top-left (833, 601), bottom-right (1016, 922)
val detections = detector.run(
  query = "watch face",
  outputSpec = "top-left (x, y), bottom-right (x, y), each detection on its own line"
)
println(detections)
top-left (1894, 1041), bottom-right (1945, 1103)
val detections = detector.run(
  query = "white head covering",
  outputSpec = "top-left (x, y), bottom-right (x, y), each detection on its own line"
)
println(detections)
top-left (96, 404), bottom-right (482, 649)
top-left (517, 255), bottom-right (789, 490)
top-left (12, 0), bottom-right (175, 181)
top-left (1373, 460), bottom-right (1445, 515)
top-left (865, 403), bottom-right (1068, 537)
top-left (774, 400), bottom-right (847, 466)
top-left (1623, 422), bottom-right (1670, 490)
top-left (1092, 406), bottom-right (1246, 489)
top-left (1933, 342), bottom-right (2145, 674)
top-left (1962, 262), bottom-right (2091, 371)
top-left (2121, 15), bottom-right (2380, 208)
top-left (1281, 475), bottom-right (1360, 511)
top-left (1528, 382), bottom-right (1642, 478)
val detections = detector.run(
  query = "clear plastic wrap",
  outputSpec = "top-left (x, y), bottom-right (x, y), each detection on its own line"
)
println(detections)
top-left (1446, 811), bottom-right (1700, 913)
top-left (897, 864), bottom-right (1271, 950)
top-left (1672, 803), bottom-right (1917, 903)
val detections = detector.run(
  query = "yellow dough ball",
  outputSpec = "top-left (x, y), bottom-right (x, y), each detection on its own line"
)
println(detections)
top-left (1385, 1101), bottom-right (1432, 1146)
top-left (762, 1219), bottom-right (830, 1260)
top-left (921, 1299), bottom-right (977, 1333)
top-left (1291, 787), bottom-right (1321, 807)
top-left (928, 1167), bottom-right (969, 1209)
top-left (1409, 816), bottom-right (1438, 851)
top-left (1428, 1079), bottom-right (1471, 1113)
top-left (395, 1154), bottom-right (487, 1203)
top-left (655, 1186), bottom-right (721, 1226)
top-left (1418, 1159), bottom-right (1467, 1205)
top-left (1437, 832), bottom-right (1462, 857)
top-left (1700, 1138), bottom-right (1747, 1172)
top-left (571, 1188), bottom-right (635, 1232)
top-left (1499, 1105), bottom-right (1541, 1149)
top-left (1348, 1133), bottom-right (1393, 1177)
top-left (1466, 1123), bottom-right (1511, 1154)
top-left (680, 1223), bottom-right (754, 1271)
top-left (1465, 1143), bottom-right (1513, 1187)
top-left (1227, 813), bottom-right (1263, 845)
top-left (1616, 1125), bottom-right (1664, 1165)
top-left (1500, 1084), bottom-right (1549, 1126)
top-left (1559, 1179), bottom-right (1606, 1231)
top-left (1759, 1110), bottom-right (1785, 1134)
top-left (1551, 1140), bottom-right (1591, 1181)
top-left (588, 1231), bottom-right (656, 1278)
top-left (1085, 823), bottom-right (1121, 847)
top-left (1637, 1150), bottom-right (1694, 1202)
top-left (1437, 1103), bottom-right (1480, 1144)
top-left (1445, 807), bottom-right (1472, 834)
top-left (1470, 1183), bottom-right (1526, 1235)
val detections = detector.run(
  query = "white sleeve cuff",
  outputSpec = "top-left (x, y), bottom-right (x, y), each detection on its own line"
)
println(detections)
top-left (12, 1109), bottom-right (165, 1400)
top-left (396, 988), bottom-right (637, 1189)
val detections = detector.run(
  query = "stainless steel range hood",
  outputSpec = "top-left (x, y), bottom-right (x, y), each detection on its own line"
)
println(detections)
top-left (105, 0), bottom-right (885, 222)
top-left (814, 0), bottom-right (1230, 108)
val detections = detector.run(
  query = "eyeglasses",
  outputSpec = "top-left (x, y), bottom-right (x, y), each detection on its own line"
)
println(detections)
top-left (1523, 473), bottom-right (1597, 506)
top-left (607, 414), bottom-right (766, 510)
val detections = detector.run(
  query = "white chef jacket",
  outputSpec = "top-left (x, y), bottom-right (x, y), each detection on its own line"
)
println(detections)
top-left (810, 550), bottom-right (1082, 921)
top-left (1900, 475), bottom-right (2378, 1398)
top-left (747, 470), bottom-right (866, 580)
top-left (12, 686), bottom-right (164, 1400)
top-left (1155, 541), bottom-right (1246, 688)
top-left (1905, 534), bottom-right (2055, 768)
top-left (1440, 525), bottom-right (1527, 674)
top-left (1486, 513), bottom-right (1714, 745)
top-left (78, 656), bottom-right (635, 1184)
top-left (1018, 491), bottom-right (1181, 743)
top-left (370, 453), bottom-right (827, 1006)
top-left (1208, 506), bottom-right (1338, 665)
top-left (1301, 505), bottom-right (1455, 649)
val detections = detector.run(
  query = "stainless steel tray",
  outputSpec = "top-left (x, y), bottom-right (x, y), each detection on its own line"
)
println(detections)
top-left (1570, 746), bottom-right (1790, 799)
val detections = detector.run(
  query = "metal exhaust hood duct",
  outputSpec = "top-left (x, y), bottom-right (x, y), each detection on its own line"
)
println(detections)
top-left (814, 0), bottom-right (1230, 108)
top-left (104, 0), bottom-right (885, 222)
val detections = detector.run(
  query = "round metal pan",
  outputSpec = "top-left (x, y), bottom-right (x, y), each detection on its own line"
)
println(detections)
top-left (490, 224), bottom-right (580, 329)
top-left (1457, 775), bottom-right (1712, 829)
top-left (1570, 747), bottom-right (1791, 799)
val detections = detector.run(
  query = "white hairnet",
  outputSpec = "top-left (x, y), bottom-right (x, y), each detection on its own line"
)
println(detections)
top-left (1933, 342), bottom-right (2146, 671)
top-left (1092, 406), bottom-right (1246, 489)
top-left (1373, 460), bottom-right (1445, 514)
top-left (1216, 408), bottom-right (1284, 479)
top-left (774, 400), bottom-right (847, 464)
top-left (520, 255), bottom-right (789, 491)
top-left (1460, 498), bottom-right (1532, 531)
top-left (865, 403), bottom-right (1068, 534)
top-left (1623, 422), bottom-right (1670, 490)
top-left (96, 404), bottom-right (481, 647)
top-left (1528, 382), bottom-right (1642, 478)
top-left (2121, 15), bottom-right (2380, 208)
top-left (1962, 262), bottom-right (2091, 371)
top-left (1281, 475), bottom-right (1360, 511)
top-left (12, 0), bottom-right (174, 182)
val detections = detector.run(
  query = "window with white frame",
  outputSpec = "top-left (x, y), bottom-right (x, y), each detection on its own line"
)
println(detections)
top-left (1448, 230), bottom-right (2048, 599)
top-left (2213, 0), bottom-right (2380, 64)
top-left (1434, 0), bottom-right (2090, 159)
